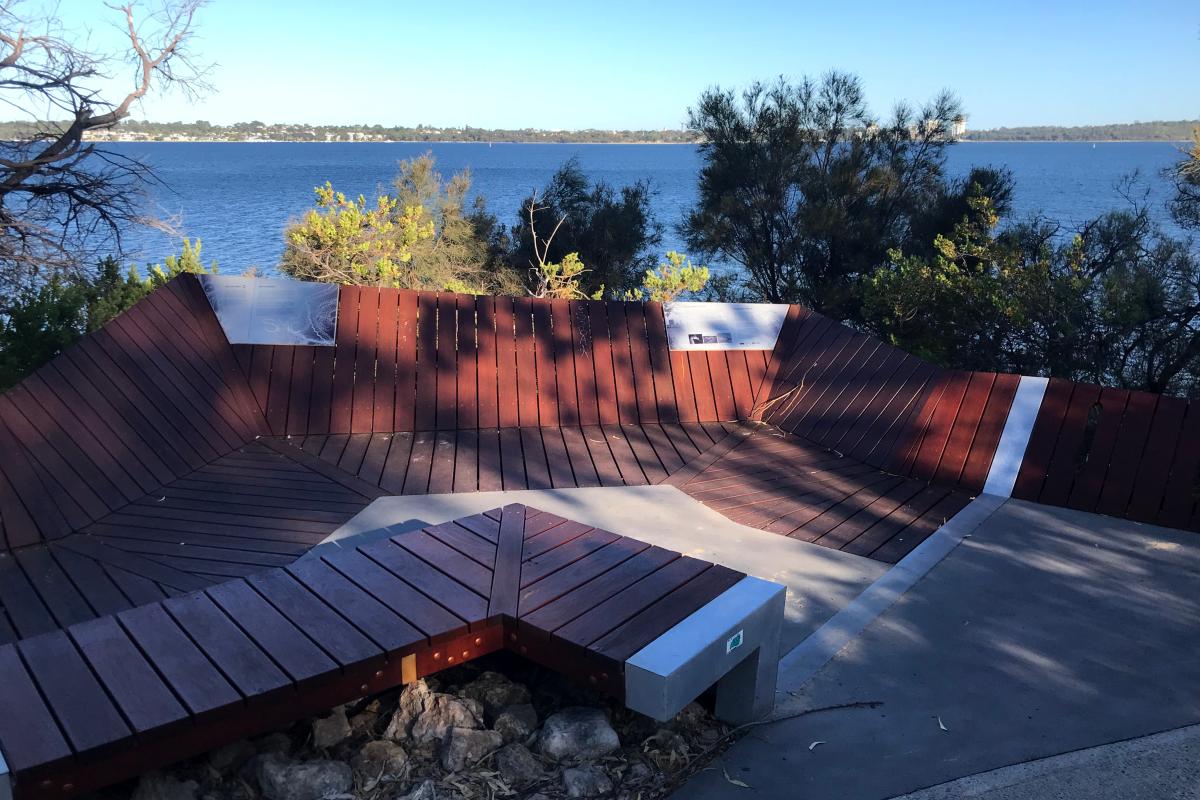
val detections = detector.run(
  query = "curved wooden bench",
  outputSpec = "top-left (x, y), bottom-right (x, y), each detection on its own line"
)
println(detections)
top-left (0, 504), bottom-right (783, 800)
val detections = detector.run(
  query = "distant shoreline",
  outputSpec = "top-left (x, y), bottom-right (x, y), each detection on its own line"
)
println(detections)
top-left (84, 138), bottom-right (1191, 145)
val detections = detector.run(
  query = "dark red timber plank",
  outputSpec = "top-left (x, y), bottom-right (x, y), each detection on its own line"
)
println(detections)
top-left (792, 334), bottom-right (879, 441)
top-left (560, 426), bottom-right (601, 487)
top-left (669, 350), bottom-right (700, 424)
top-left (772, 325), bottom-right (858, 431)
top-left (607, 301), bottom-right (640, 424)
top-left (1160, 404), bottom-right (1200, 523)
top-left (1095, 390), bottom-right (1159, 517)
top-left (551, 299), bottom-right (580, 425)
top-left (395, 530), bottom-right (493, 598)
top-left (322, 548), bottom-right (466, 639)
top-left (70, 615), bottom-right (188, 733)
top-left (498, 427), bottom-right (527, 489)
top-left (959, 373), bottom-right (1020, 492)
top-left (0, 552), bottom-right (59, 638)
top-left (1127, 396), bottom-right (1188, 521)
top-left (358, 433), bottom-right (392, 486)
top-left (19, 629), bottom-right (131, 754)
top-left (286, 347), bottom-right (315, 436)
top-left (1067, 387), bottom-right (1130, 512)
top-left (393, 289), bottom-right (419, 432)
top-left (1038, 383), bottom-right (1103, 506)
top-left (624, 303), bottom-right (659, 423)
top-left (687, 351), bottom-right (719, 422)
top-left (477, 429), bottom-right (504, 491)
top-left (456, 293), bottom-right (479, 429)
top-left (725, 351), bottom-right (755, 420)
top-left (163, 591), bottom-right (292, 697)
top-left (329, 285), bottom-right (360, 434)
top-left (764, 313), bottom-right (837, 406)
top-left (752, 305), bottom-right (808, 417)
top-left (581, 426), bottom-right (624, 487)
top-left (622, 425), bottom-right (670, 483)
top-left (0, 421), bottom-right (76, 543)
top-left (288, 558), bottom-right (423, 654)
top-left (117, 602), bottom-right (241, 716)
top-left (414, 292), bottom-right (439, 431)
top-left (307, 344), bottom-right (336, 435)
top-left (533, 428), bottom-right (570, 488)
top-left (813, 479), bottom-right (928, 551)
top-left (14, 546), bottom-right (93, 629)
top-left (831, 351), bottom-right (919, 459)
top-left (258, 438), bottom-right (385, 499)
top-left (570, 300), bottom-right (601, 426)
top-left (350, 288), bottom-right (380, 434)
top-left (705, 353), bottom-right (738, 422)
top-left (522, 528), bottom-right (618, 587)
top-left (518, 536), bottom-right (649, 615)
top-left (428, 431), bottom-right (458, 494)
top-left (0, 643), bottom-right (73, 774)
top-left (931, 371), bottom-right (997, 486)
top-left (50, 545), bottom-right (131, 617)
top-left (871, 491), bottom-right (971, 563)
top-left (1010, 377), bottom-right (1075, 500)
top-left (602, 425), bottom-right (648, 485)
top-left (373, 288), bottom-right (401, 433)
top-left (404, 431), bottom-right (436, 494)
top-left (487, 505), bottom-right (524, 619)
top-left (265, 345), bottom-right (295, 434)
top-left (892, 370), bottom-right (962, 478)
top-left (643, 302), bottom-right (679, 423)
top-left (857, 360), bottom-right (942, 470)
top-left (514, 297), bottom-right (540, 427)
top-left (532, 299), bottom-right (560, 426)
top-left (379, 431), bottom-right (414, 493)
top-left (452, 429), bottom-right (479, 492)
top-left (435, 293), bottom-right (458, 431)
top-left (587, 300), bottom-right (620, 425)
top-left (423, 520), bottom-right (496, 566)
top-left (0, 462), bottom-right (43, 550)
top-left (495, 297), bottom-right (520, 428)
top-left (592, 564), bottom-right (742, 662)
top-left (520, 427), bottom-right (553, 489)
top-left (747, 350), bottom-right (770, 404)
top-left (520, 545), bottom-right (679, 633)
top-left (554, 554), bottom-right (710, 647)
top-left (362, 538), bottom-right (487, 622)
top-left (247, 568), bottom-right (383, 666)
top-left (247, 346), bottom-right (272, 417)
top-left (476, 296), bottom-right (500, 429)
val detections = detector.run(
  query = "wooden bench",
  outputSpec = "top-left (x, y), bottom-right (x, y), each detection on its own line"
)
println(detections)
top-left (0, 504), bottom-right (784, 800)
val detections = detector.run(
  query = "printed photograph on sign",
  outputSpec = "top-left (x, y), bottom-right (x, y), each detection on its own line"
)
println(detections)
top-left (664, 302), bottom-right (790, 351)
top-left (200, 275), bottom-right (339, 345)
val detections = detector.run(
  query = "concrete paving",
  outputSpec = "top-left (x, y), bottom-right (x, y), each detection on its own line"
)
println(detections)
top-left (678, 498), bottom-right (1200, 799)
top-left (325, 485), bottom-right (886, 652)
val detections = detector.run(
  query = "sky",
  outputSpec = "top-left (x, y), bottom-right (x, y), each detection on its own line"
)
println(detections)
top-left (53, 0), bottom-right (1200, 131)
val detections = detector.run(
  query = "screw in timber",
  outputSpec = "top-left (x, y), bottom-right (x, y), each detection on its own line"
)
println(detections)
top-left (474, 637), bottom-right (482, 646)
top-left (447, 655), bottom-right (456, 664)
top-left (461, 650), bottom-right (469, 659)
top-left (509, 632), bottom-right (518, 642)
top-left (434, 651), bottom-right (442, 660)
top-left (63, 784), bottom-right (75, 793)
top-left (375, 670), bottom-right (384, 679)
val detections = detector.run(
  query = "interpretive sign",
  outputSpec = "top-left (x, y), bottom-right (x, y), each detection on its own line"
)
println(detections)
top-left (663, 302), bottom-right (789, 351)
top-left (200, 275), bottom-right (339, 345)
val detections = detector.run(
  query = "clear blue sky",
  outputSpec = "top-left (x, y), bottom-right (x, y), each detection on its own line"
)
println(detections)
top-left (69, 0), bottom-right (1199, 130)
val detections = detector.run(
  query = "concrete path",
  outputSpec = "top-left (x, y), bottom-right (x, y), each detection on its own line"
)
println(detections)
top-left (679, 498), bottom-right (1200, 799)
top-left (325, 485), bottom-right (886, 652)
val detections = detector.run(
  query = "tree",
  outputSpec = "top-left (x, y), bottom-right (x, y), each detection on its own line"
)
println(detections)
top-left (682, 72), bottom-right (963, 321)
top-left (0, 1), bottom-right (209, 305)
top-left (509, 158), bottom-right (662, 298)
top-left (1171, 127), bottom-right (1200, 230)
top-left (281, 156), bottom-right (522, 294)
top-left (624, 251), bottom-right (710, 302)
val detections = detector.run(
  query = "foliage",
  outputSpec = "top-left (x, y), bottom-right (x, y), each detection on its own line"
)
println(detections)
top-left (1170, 128), bottom-right (1200, 231)
top-left (0, 241), bottom-right (216, 389)
top-left (0, 0), bottom-right (209, 308)
top-left (863, 195), bottom-right (1200, 396)
top-left (510, 158), bottom-right (662, 298)
top-left (281, 157), bottom-right (522, 294)
top-left (624, 251), bottom-right (710, 302)
top-left (531, 252), bottom-right (603, 300)
top-left (963, 120), bottom-right (1199, 142)
top-left (682, 72), bottom-right (964, 321)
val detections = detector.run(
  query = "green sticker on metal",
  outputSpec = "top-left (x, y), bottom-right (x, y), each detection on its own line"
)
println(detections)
top-left (726, 629), bottom-right (744, 654)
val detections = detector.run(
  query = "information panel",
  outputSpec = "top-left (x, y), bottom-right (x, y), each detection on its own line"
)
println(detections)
top-left (199, 275), bottom-right (339, 346)
top-left (663, 301), bottom-right (789, 351)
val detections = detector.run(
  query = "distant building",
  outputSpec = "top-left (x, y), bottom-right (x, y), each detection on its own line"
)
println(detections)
top-left (952, 116), bottom-right (968, 138)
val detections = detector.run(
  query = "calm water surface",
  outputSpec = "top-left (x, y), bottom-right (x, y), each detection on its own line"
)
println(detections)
top-left (110, 141), bottom-right (1189, 274)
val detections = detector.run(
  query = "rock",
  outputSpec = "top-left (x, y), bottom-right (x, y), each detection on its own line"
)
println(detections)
top-left (561, 766), bottom-right (613, 798)
top-left (312, 706), bottom-right (352, 749)
top-left (348, 700), bottom-right (381, 736)
top-left (494, 742), bottom-right (543, 787)
top-left (132, 772), bottom-right (198, 800)
top-left (384, 680), bottom-right (437, 741)
top-left (254, 732), bottom-right (293, 757)
top-left (644, 729), bottom-right (689, 771)
top-left (394, 780), bottom-right (438, 800)
top-left (458, 671), bottom-right (531, 716)
top-left (538, 708), bottom-right (620, 763)
top-left (411, 694), bottom-right (484, 744)
top-left (256, 755), bottom-right (353, 800)
top-left (440, 727), bottom-right (503, 772)
top-left (351, 740), bottom-right (409, 784)
top-left (625, 761), bottom-right (654, 784)
top-left (208, 739), bottom-right (256, 775)
top-left (492, 703), bottom-right (538, 742)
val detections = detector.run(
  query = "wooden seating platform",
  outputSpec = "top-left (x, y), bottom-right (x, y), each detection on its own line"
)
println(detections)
top-left (0, 504), bottom-right (782, 800)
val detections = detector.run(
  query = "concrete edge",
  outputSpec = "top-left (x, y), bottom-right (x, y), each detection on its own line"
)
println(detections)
top-left (887, 721), bottom-right (1200, 799)
top-left (982, 376), bottom-right (1048, 498)
top-left (0, 745), bottom-right (11, 800)
top-left (770, 494), bottom-right (1007, 714)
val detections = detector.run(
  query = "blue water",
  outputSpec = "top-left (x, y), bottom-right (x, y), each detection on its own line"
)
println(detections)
top-left (111, 141), bottom-right (1189, 274)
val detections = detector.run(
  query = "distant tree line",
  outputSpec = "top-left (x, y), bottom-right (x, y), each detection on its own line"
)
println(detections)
top-left (963, 120), bottom-right (1197, 142)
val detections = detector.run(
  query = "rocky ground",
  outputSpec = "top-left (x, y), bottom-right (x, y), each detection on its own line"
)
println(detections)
top-left (106, 653), bottom-right (740, 800)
